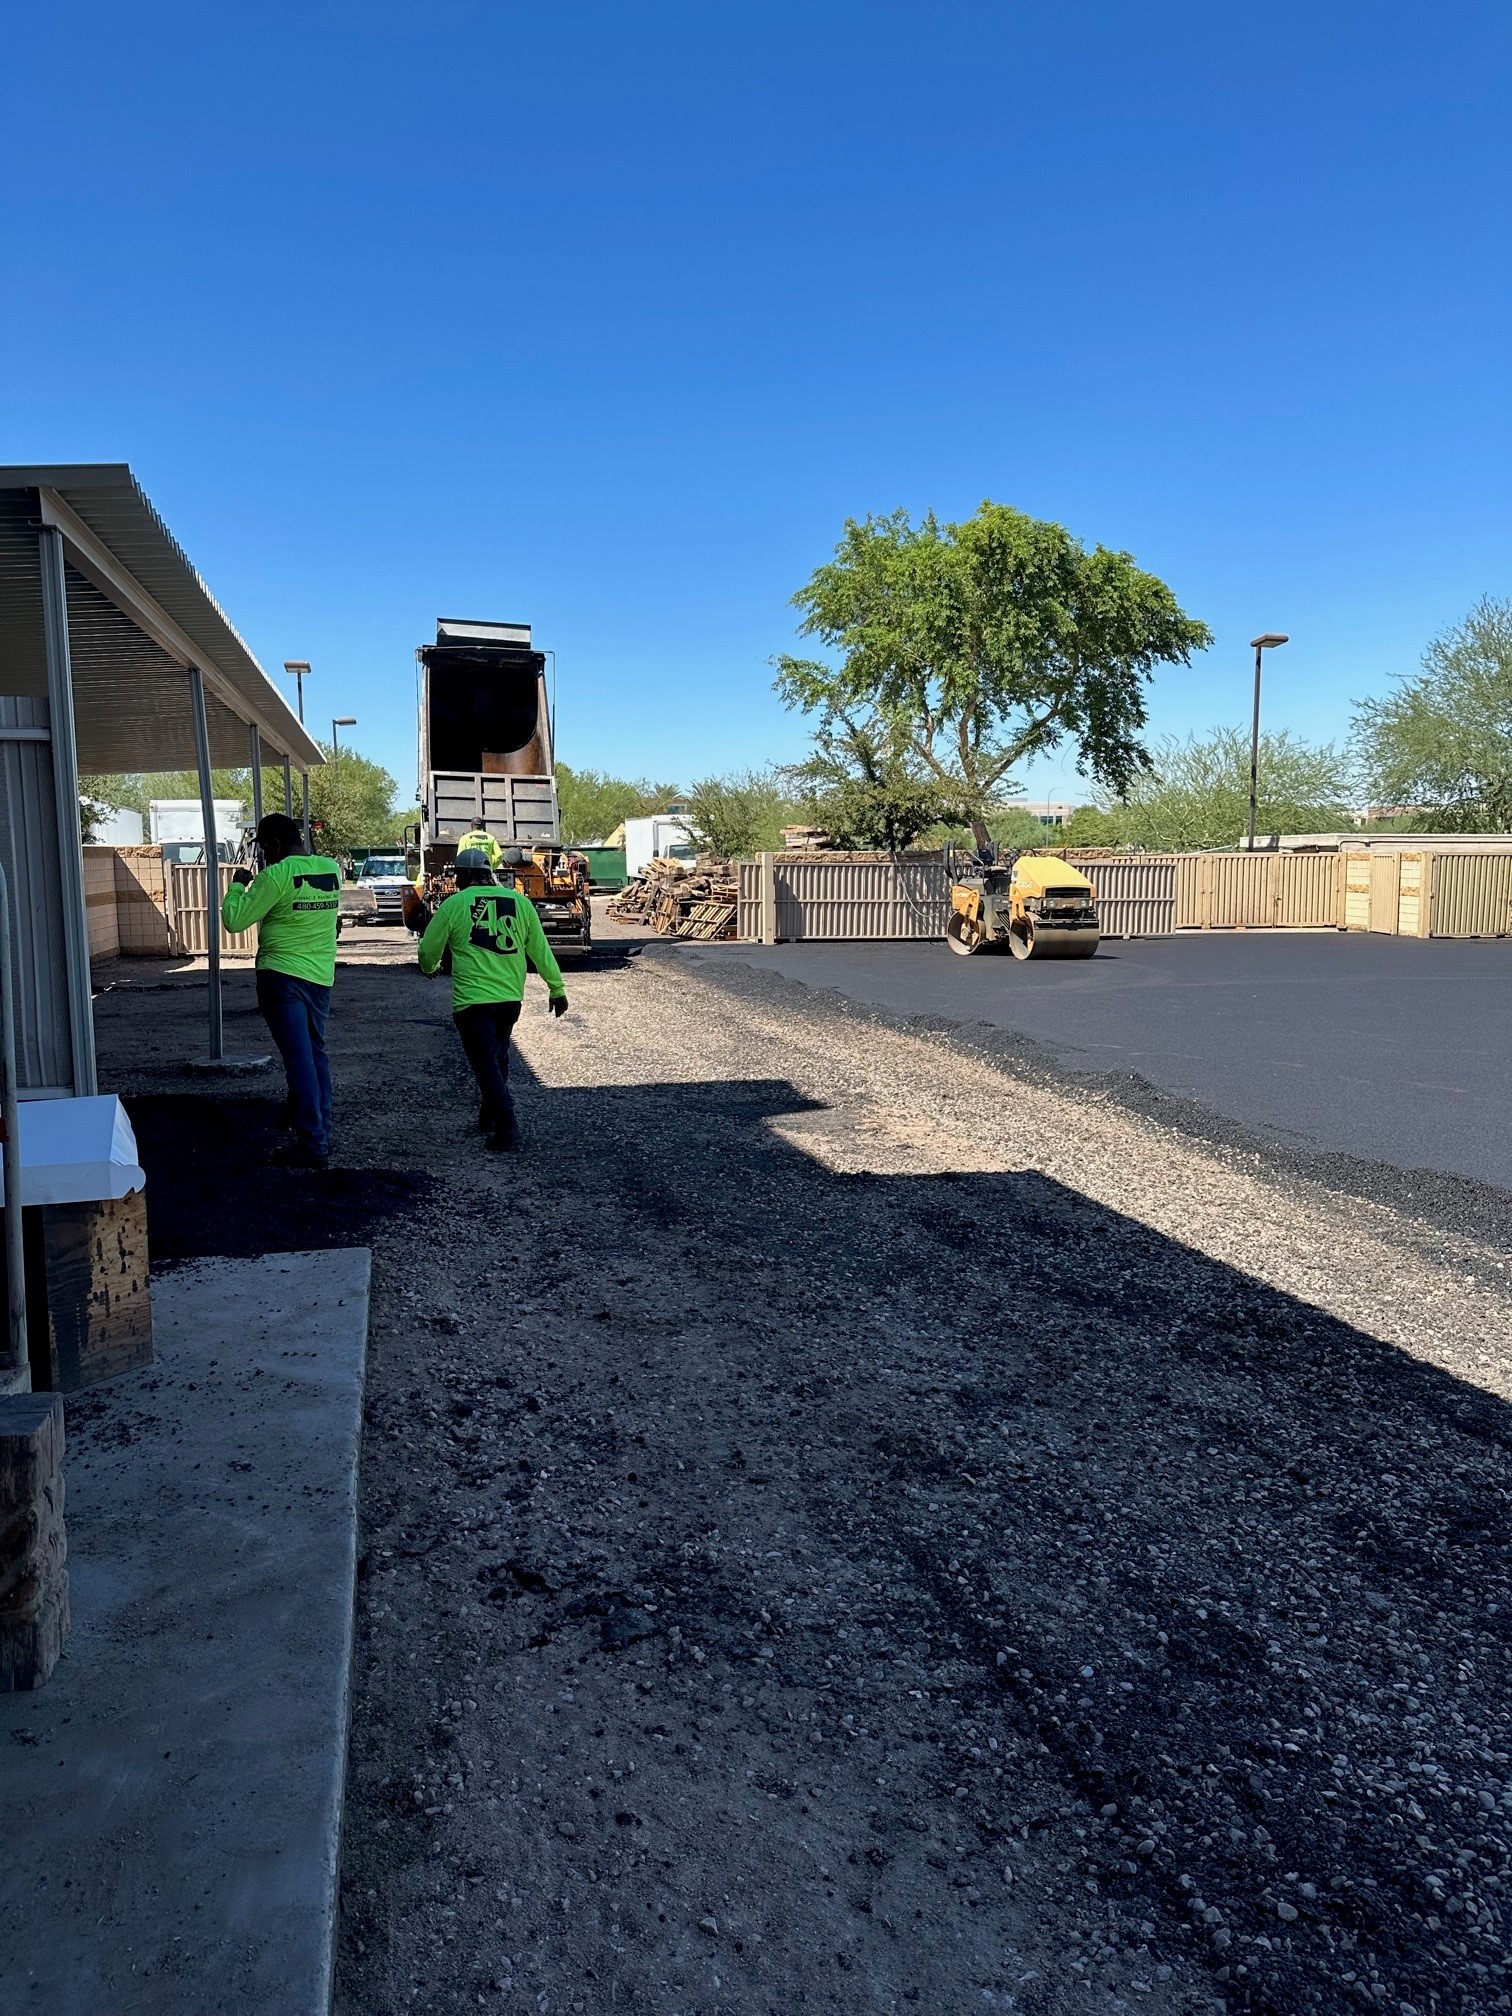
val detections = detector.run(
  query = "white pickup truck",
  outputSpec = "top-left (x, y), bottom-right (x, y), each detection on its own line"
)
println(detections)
top-left (353, 853), bottom-right (414, 925)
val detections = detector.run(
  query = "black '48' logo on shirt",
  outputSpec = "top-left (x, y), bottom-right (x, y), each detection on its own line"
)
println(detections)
top-left (467, 892), bottom-right (520, 957)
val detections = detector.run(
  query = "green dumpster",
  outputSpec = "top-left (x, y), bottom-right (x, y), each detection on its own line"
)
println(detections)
top-left (579, 845), bottom-right (627, 891)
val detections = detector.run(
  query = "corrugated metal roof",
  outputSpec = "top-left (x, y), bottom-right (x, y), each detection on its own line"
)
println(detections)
top-left (0, 465), bottom-right (322, 770)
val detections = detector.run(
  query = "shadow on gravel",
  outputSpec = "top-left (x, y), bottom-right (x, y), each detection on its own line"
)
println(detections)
top-left (124, 1094), bottom-right (433, 1260)
top-left (487, 1063), bottom-right (1511, 2016)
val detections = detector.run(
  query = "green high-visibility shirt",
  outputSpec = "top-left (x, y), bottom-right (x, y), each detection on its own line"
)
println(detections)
top-left (456, 829), bottom-right (503, 867)
top-left (221, 854), bottom-right (341, 987)
top-left (418, 885), bottom-right (565, 1010)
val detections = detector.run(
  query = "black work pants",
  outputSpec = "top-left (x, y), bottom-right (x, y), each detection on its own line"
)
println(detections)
top-left (454, 1001), bottom-right (522, 1137)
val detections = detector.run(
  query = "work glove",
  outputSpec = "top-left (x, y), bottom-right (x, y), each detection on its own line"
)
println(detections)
top-left (232, 867), bottom-right (255, 887)
top-left (549, 994), bottom-right (569, 1018)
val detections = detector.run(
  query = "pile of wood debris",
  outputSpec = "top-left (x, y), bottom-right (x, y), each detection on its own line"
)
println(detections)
top-left (607, 856), bottom-right (739, 940)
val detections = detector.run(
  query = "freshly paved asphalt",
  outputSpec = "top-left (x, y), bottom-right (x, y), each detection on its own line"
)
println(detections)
top-left (689, 931), bottom-right (1512, 1190)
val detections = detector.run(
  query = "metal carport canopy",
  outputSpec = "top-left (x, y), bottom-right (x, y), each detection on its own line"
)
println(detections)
top-left (0, 463), bottom-right (323, 773)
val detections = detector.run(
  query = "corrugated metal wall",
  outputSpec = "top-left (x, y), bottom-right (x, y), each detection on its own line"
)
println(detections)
top-left (736, 856), bottom-right (948, 940)
top-left (0, 695), bottom-right (73, 1091)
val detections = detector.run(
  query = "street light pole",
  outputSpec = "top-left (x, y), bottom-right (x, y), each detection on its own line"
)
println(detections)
top-left (284, 660), bottom-right (312, 850)
top-left (332, 715), bottom-right (356, 763)
top-left (1247, 633), bottom-right (1290, 849)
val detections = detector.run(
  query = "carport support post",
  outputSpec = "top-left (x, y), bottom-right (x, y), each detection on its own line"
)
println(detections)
top-left (0, 864), bottom-right (29, 1395)
top-left (282, 756), bottom-right (293, 819)
top-left (37, 525), bottom-right (97, 1097)
top-left (301, 770), bottom-right (311, 853)
top-left (248, 723), bottom-right (264, 830)
top-left (759, 851), bottom-right (778, 946)
top-left (188, 665), bottom-right (224, 1062)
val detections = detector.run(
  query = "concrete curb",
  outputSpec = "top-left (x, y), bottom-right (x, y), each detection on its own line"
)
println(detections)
top-left (0, 1248), bottom-right (371, 2015)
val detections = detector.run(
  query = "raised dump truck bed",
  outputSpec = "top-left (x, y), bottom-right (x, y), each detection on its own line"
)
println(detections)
top-left (418, 618), bottom-right (559, 851)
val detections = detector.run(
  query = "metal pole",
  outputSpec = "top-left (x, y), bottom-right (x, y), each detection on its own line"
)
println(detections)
top-left (0, 865), bottom-right (29, 1394)
top-left (37, 525), bottom-right (97, 1097)
top-left (249, 722), bottom-right (264, 830)
top-left (292, 664), bottom-right (310, 849)
top-left (188, 666), bottom-right (223, 1061)
top-left (1247, 641), bottom-right (1263, 851)
top-left (283, 756), bottom-right (293, 818)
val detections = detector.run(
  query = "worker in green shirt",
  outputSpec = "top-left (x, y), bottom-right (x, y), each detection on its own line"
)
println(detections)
top-left (418, 849), bottom-right (567, 1150)
top-left (222, 813), bottom-right (341, 1169)
top-left (455, 826), bottom-right (503, 868)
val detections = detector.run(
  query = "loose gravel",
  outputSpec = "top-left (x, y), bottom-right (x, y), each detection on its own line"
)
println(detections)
top-left (95, 927), bottom-right (1512, 2015)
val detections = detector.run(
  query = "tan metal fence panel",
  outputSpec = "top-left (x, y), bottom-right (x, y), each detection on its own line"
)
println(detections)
top-left (1428, 851), bottom-right (1512, 937)
top-left (774, 856), bottom-right (949, 940)
top-left (168, 864), bottom-right (257, 955)
top-left (1175, 853), bottom-right (1341, 929)
top-left (1368, 854), bottom-right (1399, 933)
top-left (737, 860), bottom-right (761, 941)
top-left (1077, 857), bottom-right (1178, 937)
top-left (1275, 852), bottom-right (1341, 927)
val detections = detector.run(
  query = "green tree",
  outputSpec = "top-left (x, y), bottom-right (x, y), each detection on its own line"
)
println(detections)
top-left (775, 501), bottom-right (1211, 846)
top-left (1351, 597), bottom-right (1512, 830)
top-left (1071, 728), bottom-right (1352, 851)
top-left (784, 714), bottom-right (964, 852)
top-left (306, 743), bottom-right (399, 855)
top-left (682, 771), bottom-right (792, 857)
top-left (555, 763), bottom-right (681, 843)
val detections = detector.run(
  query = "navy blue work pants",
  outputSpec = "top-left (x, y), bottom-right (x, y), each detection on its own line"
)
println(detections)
top-left (454, 1001), bottom-right (522, 1137)
top-left (257, 969), bottom-right (333, 1155)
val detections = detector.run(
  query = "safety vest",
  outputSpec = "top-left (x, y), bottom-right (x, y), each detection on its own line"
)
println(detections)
top-left (456, 829), bottom-right (503, 867)
top-left (221, 854), bottom-right (341, 987)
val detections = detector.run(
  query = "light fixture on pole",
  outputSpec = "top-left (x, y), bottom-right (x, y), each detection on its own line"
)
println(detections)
top-left (1247, 633), bottom-right (1290, 849)
top-left (332, 716), bottom-right (356, 761)
top-left (283, 660), bottom-right (310, 723)
top-left (284, 660), bottom-right (313, 849)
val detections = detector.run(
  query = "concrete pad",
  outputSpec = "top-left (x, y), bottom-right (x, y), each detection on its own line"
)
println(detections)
top-left (0, 1248), bottom-right (371, 2016)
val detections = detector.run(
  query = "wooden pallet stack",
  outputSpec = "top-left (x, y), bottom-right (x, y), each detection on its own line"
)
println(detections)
top-left (607, 857), bottom-right (738, 940)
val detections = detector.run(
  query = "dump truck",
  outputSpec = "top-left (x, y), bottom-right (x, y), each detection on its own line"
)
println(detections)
top-left (414, 617), bottom-right (591, 954)
top-left (945, 848), bottom-right (1100, 959)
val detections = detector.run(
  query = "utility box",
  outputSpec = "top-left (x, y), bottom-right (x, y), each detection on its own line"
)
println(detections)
top-left (417, 618), bottom-right (558, 856)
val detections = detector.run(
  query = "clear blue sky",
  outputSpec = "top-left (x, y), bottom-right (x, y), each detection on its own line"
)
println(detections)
top-left (4, 1), bottom-right (1507, 806)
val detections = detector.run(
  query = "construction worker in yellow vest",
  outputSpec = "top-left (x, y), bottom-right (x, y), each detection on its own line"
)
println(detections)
top-left (455, 827), bottom-right (502, 869)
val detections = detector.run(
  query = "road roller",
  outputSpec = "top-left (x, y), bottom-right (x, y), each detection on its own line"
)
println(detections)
top-left (945, 849), bottom-right (1100, 959)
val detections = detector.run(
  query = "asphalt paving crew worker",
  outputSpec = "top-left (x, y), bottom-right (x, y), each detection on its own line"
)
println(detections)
top-left (455, 826), bottom-right (503, 869)
top-left (222, 812), bottom-right (341, 1170)
top-left (418, 847), bottom-right (567, 1151)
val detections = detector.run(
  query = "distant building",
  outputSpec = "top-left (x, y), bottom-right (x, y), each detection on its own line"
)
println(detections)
top-left (1015, 801), bottom-right (1075, 828)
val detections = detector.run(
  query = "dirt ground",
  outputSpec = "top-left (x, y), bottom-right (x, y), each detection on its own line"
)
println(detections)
top-left (91, 911), bottom-right (1512, 2016)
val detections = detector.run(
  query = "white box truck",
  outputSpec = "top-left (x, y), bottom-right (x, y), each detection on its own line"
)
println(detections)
top-left (148, 800), bottom-right (245, 864)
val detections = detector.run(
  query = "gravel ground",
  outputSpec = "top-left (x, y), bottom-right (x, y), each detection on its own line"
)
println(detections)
top-left (93, 921), bottom-right (1512, 2016)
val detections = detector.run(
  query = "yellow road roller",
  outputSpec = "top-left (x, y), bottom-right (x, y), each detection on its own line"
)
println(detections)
top-left (945, 850), bottom-right (1100, 959)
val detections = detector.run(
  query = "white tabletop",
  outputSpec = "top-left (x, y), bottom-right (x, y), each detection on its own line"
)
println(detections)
top-left (0, 1095), bottom-right (147, 1207)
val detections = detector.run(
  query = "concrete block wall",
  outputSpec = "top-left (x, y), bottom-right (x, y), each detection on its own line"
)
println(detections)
top-left (82, 848), bottom-right (120, 961)
top-left (81, 846), bottom-right (180, 959)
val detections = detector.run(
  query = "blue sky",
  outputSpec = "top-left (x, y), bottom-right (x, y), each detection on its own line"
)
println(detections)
top-left (4, 1), bottom-right (1508, 806)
